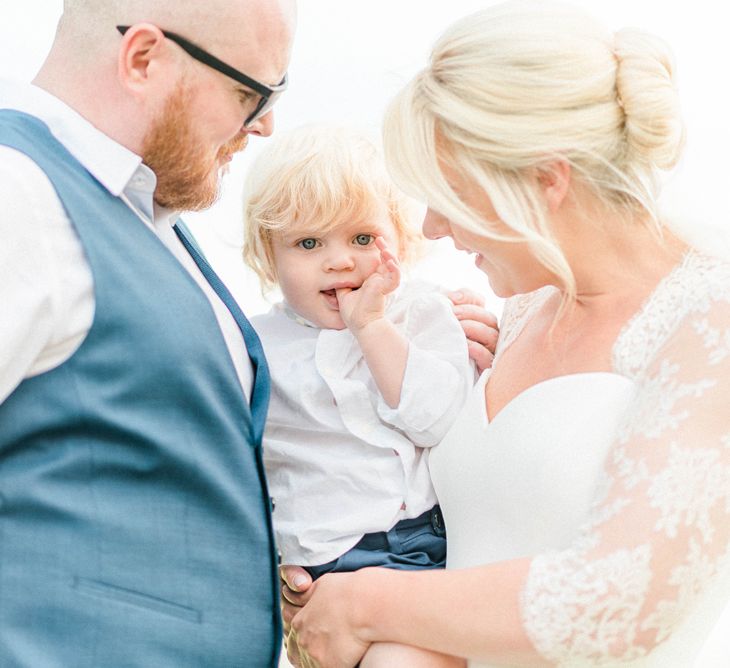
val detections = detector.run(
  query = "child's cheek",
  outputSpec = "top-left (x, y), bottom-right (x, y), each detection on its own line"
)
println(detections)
top-left (364, 254), bottom-right (381, 276)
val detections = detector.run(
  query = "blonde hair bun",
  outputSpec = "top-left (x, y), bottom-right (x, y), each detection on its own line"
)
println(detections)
top-left (614, 27), bottom-right (685, 170)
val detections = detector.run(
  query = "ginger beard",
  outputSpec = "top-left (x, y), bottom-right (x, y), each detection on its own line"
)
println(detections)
top-left (142, 83), bottom-right (249, 211)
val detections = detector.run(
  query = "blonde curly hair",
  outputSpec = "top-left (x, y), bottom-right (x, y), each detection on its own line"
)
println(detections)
top-left (243, 124), bottom-right (423, 293)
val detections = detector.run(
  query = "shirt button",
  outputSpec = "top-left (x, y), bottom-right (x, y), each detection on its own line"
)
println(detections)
top-left (269, 496), bottom-right (276, 512)
top-left (400, 502), bottom-right (407, 511)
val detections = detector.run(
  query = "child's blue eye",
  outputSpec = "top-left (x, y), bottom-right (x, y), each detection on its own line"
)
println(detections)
top-left (354, 234), bottom-right (374, 246)
top-left (298, 238), bottom-right (318, 250)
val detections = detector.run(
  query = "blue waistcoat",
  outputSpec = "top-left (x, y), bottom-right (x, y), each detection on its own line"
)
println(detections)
top-left (0, 111), bottom-right (281, 667)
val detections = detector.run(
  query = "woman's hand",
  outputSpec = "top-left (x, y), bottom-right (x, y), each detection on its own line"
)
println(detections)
top-left (289, 571), bottom-right (372, 668)
top-left (447, 289), bottom-right (499, 373)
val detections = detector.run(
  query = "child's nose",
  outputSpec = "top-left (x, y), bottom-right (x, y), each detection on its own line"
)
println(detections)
top-left (324, 248), bottom-right (356, 271)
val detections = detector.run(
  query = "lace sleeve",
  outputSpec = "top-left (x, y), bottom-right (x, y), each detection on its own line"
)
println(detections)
top-left (521, 272), bottom-right (730, 664)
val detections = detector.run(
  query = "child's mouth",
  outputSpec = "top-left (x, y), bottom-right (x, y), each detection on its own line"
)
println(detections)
top-left (321, 289), bottom-right (339, 309)
top-left (321, 285), bottom-right (361, 309)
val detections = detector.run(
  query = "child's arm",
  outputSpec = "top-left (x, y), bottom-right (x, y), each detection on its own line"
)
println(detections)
top-left (336, 237), bottom-right (408, 408)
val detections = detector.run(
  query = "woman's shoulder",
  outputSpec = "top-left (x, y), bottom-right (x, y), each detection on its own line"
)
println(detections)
top-left (641, 249), bottom-right (730, 325)
top-left (615, 249), bottom-right (730, 376)
top-left (682, 250), bottom-right (730, 303)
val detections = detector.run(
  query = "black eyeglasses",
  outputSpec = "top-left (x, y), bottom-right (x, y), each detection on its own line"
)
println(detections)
top-left (116, 25), bottom-right (288, 127)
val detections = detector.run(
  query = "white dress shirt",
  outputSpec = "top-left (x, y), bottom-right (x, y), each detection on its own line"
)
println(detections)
top-left (0, 80), bottom-right (253, 403)
top-left (252, 280), bottom-right (475, 566)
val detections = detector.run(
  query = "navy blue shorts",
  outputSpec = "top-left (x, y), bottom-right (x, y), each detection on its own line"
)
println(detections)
top-left (304, 506), bottom-right (446, 580)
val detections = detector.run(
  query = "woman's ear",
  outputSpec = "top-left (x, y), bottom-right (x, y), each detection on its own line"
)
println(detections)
top-left (537, 159), bottom-right (571, 213)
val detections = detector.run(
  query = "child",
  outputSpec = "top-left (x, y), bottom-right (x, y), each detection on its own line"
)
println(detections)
top-left (244, 125), bottom-right (474, 667)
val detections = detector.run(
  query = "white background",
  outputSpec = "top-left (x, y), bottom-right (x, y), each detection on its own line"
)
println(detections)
top-left (2, 3), bottom-right (730, 664)
top-left (2, 1), bottom-right (729, 320)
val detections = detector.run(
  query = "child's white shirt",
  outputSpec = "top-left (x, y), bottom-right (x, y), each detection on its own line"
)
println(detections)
top-left (252, 280), bottom-right (475, 566)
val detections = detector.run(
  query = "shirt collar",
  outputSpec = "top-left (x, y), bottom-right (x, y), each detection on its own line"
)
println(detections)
top-left (0, 79), bottom-right (178, 228)
top-left (277, 302), bottom-right (319, 328)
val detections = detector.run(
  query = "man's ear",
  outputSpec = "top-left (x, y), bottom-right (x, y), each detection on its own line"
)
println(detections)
top-left (116, 23), bottom-right (168, 96)
top-left (537, 159), bottom-right (571, 213)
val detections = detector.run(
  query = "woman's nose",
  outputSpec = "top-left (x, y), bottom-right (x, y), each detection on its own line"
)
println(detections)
top-left (422, 208), bottom-right (451, 240)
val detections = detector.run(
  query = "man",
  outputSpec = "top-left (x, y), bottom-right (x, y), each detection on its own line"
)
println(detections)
top-left (0, 1), bottom-right (296, 665)
top-left (1, 2), bottom-right (499, 665)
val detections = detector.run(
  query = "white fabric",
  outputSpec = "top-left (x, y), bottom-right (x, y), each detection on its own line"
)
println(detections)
top-left (0, 80), bottom-right (252, 403)
top-left (253, 280), bottom-right (475, 566)
top-left (430, 250), bottom-right (730, 667)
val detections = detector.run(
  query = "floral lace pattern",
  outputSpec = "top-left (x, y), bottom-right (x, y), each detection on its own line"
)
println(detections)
top-left (494, 286), bottom-right (555, 365)
top-left (520, 251), bottom-right (730, 665)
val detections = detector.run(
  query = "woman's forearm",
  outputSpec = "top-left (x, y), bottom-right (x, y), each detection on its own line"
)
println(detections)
top-left (353, 560), bottom-right (548, 666)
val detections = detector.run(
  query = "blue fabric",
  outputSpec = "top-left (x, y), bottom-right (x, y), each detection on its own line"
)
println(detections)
top-left (174, 223), bottom-right (270, 445)
top-left (0, 111), bottom-right (281, 667)
top-left (305, 506), bottom-right (447, 580)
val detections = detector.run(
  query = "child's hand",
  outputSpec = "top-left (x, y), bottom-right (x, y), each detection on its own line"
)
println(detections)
top-left (336, 237), bottom-right (401, 333)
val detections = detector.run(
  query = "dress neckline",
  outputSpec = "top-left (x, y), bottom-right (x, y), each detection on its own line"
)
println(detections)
top-left (479, 369), bottom-right (634, 427)
top-left (485, 249), bottom-right (699, 423)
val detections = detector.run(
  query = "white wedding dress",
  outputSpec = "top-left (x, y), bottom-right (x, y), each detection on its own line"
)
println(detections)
top-left (429, 251), bottom-right (730, 667)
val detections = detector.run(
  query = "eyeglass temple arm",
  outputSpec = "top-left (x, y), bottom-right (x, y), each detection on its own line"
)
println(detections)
top-left (115, 25), bottom-right (282, 97)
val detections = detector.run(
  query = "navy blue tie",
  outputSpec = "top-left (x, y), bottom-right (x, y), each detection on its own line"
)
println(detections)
top-left (174, 222), bottom-right (270, 446)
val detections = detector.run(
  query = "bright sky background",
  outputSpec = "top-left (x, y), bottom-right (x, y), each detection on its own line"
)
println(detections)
top-left (2, 0), bottom-right (729, 321)
top-left (2, 3), bottom-right (730, 663)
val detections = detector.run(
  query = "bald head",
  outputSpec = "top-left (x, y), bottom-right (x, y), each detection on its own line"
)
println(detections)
top-left (57, 0), bottom-right (296, 66)
top-left (36, 0), bottom-right (296, 159)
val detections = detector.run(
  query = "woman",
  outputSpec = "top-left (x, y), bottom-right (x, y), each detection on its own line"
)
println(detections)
top-left (281, 1), bottom-right (730, 666)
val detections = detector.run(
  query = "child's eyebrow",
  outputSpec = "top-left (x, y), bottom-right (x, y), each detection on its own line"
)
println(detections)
top-left (276, 229), bottom-right (318, 242)
top-left (283, 229), bottom-right (316, 238)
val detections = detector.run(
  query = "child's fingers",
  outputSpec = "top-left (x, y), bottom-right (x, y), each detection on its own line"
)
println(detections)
top-left (382, 258), bottom-right (401, 293)
top-left (334, 287), bottom-right (354, 312)
top-left (375, 236), bottom-right (399, 266)
top-left (374, 236), bottom-right (388, 252)
top-left (386, 258), bottom-right (401, 278)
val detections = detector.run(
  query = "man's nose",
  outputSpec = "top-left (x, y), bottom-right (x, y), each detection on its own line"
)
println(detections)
top-left (244, 109), bottom-right (275, 137)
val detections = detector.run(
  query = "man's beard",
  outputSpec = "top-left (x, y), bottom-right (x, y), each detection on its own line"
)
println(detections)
top-left (141, 84), bottom-right (249, 211)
